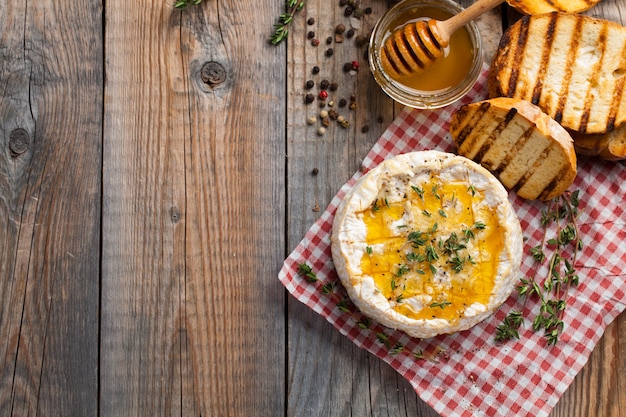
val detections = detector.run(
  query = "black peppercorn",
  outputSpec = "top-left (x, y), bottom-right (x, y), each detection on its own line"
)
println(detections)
top-left (307, 17), bottom-right (315, 25)
top-left (320, 79), bottom-right (330, 90)
top-left (339, 98), bottom-right (347, 107)
top-left (305, 93), bottom-right (315, 104)
top-left (355, 34), bottom-right (367, 47)
top-left (346, 29), bottom-right (355, 38)
top-left (364, 7), bottom-right (372, 14)
top-left (344, 6), bottom-right (353, 16)
top-left (312, 66), bottom-right (320, 74)
top-left (325, 48), bottom-right (334, 57)
top-left (361, 125), bottom-right (370, 133)
top-left (343, 62), bottom-right (353, 72)
top-left (311, 168), bottom-right (319, 175)
top-left (305, 80), bottom-right (315, 89)
top-left (307, 31), bottom-right (315, 39)
top-left (329, 81), bottom-right (338, 91)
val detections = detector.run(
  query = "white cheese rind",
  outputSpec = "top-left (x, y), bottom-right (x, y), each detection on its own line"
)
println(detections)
top-left (331, 151), bottom-right (523, 339)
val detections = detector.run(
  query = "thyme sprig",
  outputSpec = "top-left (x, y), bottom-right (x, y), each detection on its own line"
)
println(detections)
top-left (174, 0), bottom-right (204, 9)
top-left (296, 262), bottom-right (444, 361)
top-left (496, 190), bottom-right (582, 345)
top-left (270, 0), bottom-right (306, 45)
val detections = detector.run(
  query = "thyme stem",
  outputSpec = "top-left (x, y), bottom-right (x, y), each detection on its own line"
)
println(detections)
top-left (270, 0), bottom-right (306, 45)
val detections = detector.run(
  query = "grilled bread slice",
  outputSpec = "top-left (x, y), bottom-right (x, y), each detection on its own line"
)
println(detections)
top-left (450, 97), bottom-right (577, 201)
top-left (506, 0), bottom-right (602, 15)
top-left (571, 125), bottom-right (626, 161)
top-left (488, 12), bottom-right (626, 135)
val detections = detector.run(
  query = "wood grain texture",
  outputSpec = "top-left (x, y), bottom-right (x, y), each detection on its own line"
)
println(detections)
top-left (0, 1), bottom-right (101, 416)
top-left (285, 1), bottom-right (502, 416)
top-left (286, 1), bottom-right (625, 417)
top-left (100, 0), bottom-right (285, 416)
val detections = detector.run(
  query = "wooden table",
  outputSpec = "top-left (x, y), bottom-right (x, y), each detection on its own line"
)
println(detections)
top-left (0, 1), bottom-right (623, 416)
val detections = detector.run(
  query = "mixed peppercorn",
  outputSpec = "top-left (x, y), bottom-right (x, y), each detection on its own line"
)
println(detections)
top-left (302, 0), bottom-right (377, 135)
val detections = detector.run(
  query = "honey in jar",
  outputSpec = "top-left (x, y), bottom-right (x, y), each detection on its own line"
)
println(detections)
top-left (368, 0), bottom-right (483, 109)
top-left (382, 7), bottom-right (475, 92)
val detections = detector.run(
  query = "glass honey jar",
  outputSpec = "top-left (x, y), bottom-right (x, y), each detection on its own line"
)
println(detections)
top-left (369, 0), bottom-right (484, 109)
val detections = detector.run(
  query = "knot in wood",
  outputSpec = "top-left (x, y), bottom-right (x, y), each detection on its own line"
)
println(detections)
top-left (170, 206), bottom-right (181, 224)
top-left (9, 128), bottom-right (30, 158)
top-left (200, 62), bottom-right (226, 86)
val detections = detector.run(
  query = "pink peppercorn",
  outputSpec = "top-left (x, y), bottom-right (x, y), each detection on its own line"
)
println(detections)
top-left (318, 90), bottom-right (328, 99)
top-left (351, 61), bottom-right (359, 71)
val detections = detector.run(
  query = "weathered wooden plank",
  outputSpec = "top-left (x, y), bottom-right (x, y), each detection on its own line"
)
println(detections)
top-left (286, 1), bottom-right (503, 416)
top-left (0, 1), bottom-right (101, 416)
top-left (100, 0), bottom-right (285, 415)
top-left (285, 0), bottom-right (399, 414)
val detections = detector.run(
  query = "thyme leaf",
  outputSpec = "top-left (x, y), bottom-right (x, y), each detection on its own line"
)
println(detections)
top-left (270, 0), bottom-right (306, 45)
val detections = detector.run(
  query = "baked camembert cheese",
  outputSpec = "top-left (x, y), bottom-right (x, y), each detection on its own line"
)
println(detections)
top-left (331, 151), bottom-right (523, 338)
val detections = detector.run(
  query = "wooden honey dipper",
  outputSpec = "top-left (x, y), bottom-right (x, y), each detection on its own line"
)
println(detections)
top-left (381, 0), bottom-right (504, 78)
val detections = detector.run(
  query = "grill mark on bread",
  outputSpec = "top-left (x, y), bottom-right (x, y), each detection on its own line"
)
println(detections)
top-left (505, 16), bottom-right (530, 97)
top-left (474, 108), bottom-right (519, 165)
top-left (554, 15), bottom-right (583, 125)
top-left (492, 126), bottom-right (535, 176)
top-left (532, 15), bottom-right (558, 105)
top-left (453, 102), bottom-right (492, 150)
top-left (607, 42), bottom-right (626, 133)
top-left (580, 25), bottom-right (610, 134)
top-left (511, 144), bottom-right (555, 194)
top-left (538, 165), bottom-right (571, 200)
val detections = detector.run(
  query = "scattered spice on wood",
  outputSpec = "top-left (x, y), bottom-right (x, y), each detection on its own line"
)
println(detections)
top-left (355, 34), bottom-right (367, 47)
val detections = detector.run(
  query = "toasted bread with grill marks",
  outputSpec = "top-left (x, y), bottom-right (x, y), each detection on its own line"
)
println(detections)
top-left (488, 12), bottom-right (626, 135)
top-left (571, 125), bottom-right (626, 161)
top-left (506, 0), bottom-right (602, 15)
top-left (450, 97), bottom-right (577, 201)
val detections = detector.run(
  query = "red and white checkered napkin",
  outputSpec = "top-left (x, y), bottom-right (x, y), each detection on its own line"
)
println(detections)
top-left (279, 69), bottom-right (626, 417)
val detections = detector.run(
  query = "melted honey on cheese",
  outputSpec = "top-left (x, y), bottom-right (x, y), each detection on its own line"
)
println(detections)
top-left (359, 176), bottom-right (505, 323)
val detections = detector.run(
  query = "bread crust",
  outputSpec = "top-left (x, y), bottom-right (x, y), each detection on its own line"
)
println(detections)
top-left (506, 0), bottom-right (602, 15)
top-left (571, 125), bottom-right (626, 161)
